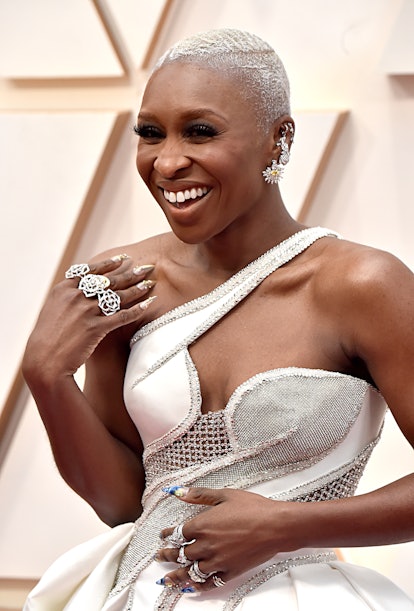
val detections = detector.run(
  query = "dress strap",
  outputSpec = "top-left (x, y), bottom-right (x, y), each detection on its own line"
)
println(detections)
top-left (130, 227), bottom-right (338, 389)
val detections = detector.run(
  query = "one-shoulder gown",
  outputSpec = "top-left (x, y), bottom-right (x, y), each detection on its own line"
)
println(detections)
top-left (24, 227), bottom-right (414, 610)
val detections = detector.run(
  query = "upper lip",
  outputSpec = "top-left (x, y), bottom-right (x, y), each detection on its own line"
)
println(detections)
top-left (157, 182), bottom-right (209, 192)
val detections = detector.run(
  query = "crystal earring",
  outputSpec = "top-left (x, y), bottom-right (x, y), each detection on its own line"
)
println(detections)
top-left (262, 122), bottom-right (294, 185)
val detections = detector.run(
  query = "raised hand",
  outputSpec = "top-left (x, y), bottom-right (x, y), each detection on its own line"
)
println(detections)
top-left (23, 255), bottom-right (157, 379)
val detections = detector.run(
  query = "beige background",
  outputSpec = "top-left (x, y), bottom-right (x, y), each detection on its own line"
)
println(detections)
top-left (0, 0), bottom-right (413, 606)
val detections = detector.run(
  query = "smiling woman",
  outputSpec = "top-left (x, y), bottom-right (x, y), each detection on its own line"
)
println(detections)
top-left (22, 28), bottom-right (414, 610)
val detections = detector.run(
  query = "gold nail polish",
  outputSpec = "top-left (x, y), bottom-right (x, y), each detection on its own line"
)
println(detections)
top-left (137, 279), bottom-right (156, 291)
top-left (139, 295), bottom-right (158, 310)
top-left (133, 264), bottom-right (155, 275)
top-left (111, 253), bottom-right (129, 262)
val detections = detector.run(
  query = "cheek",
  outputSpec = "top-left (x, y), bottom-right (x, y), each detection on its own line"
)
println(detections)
top-left (136, 148), bottom-right (153, 184)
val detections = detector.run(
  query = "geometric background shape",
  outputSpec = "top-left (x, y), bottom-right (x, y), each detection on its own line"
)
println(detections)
top-left (282, 111), bottom-right (348, 221)
top-left (0, 0), bottom-right (124, 78)
top-left (0, 112), bottom-right (128, 449)
top-left (103, 0), bottom-right (172, 70)
top-left (381, 0), bottom-right (414, 74)
top-left (1, 0), bottom-right (414, 606)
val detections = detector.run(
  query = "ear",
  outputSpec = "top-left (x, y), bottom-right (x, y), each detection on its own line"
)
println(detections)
top-left (270, 115), bottom-right (295, 158)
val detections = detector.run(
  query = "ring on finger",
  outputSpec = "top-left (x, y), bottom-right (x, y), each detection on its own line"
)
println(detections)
top-left (78, 274), bottom-right (111, 297)
top-left (188, 560), bottom-right (215, 584)
top-left (65, 263), bottom-right (90, 279)
top-left (97, 289), bottom-right (121, 316)
top-left (166, 524), bottom-right (187, 548)
top-left (212, 575), bottom-right (226, 588)
top-left (177, 546), bottom-right (191, 566)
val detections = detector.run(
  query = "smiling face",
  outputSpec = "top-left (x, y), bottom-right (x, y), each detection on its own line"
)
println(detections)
top-left (135, 62), bottom-right (275, 244)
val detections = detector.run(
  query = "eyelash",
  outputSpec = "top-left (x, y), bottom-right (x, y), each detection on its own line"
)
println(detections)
top-left (133, 123), bottom-right (219, 140)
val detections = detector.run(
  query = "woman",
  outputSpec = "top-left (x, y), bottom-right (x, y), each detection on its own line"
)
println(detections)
top-left (23, 29), bottom-right (414, 610)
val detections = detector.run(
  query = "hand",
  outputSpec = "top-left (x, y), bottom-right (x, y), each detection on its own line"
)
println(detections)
top-left (23, 255), bottom-right (157, 380)
top-left (156, 486), bottom-right (298, 593)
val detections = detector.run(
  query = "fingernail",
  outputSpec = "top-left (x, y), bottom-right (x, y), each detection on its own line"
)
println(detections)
top-left (162, 485), bottom-right (189, 498)
top-left (133, 264), bottom-right (155, 275)
top-left (111, 253), bottom-right (129, 262)
top-left (156, 578), bottom-right (165, 586)
top-left (137, 279), bottom-right (156, 291)
top-left (181, 587), bottom-right (196, 593)
top-left (139, 295), bottom-right (158, 310)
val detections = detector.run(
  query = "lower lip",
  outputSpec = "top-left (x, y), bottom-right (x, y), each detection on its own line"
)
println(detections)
top-left (163, 192), bottom-right (209, 216)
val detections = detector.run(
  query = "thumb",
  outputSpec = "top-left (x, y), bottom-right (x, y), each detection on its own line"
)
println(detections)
top-left (162, 485), bottom-right (224, 506)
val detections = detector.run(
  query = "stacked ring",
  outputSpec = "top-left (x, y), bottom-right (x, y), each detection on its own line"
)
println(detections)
top-left (188, 560), bottom-right (215, 584)
top-left (167, 524), bottom-right (187, 548)
top-left (212, 575), bottom-right (226, 588)
top-left (177, 546), bottom-right (191, 566)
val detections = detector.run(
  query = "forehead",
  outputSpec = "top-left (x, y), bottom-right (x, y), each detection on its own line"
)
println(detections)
top-left (140, 62), bottom-right (254, 121)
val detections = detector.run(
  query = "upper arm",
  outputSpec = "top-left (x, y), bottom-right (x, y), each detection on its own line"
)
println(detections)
top-left (338, 248), bottom-right (414, 444)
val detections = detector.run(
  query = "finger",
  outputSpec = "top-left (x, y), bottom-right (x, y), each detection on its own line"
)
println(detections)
top-left (155, 547), bottom-right (190, 565)
top-left (115, 279), bottom-right (156, 306)
top-left (108, 264), bottom-right (155, 291)
top-left (103, 295), bottom-right (158, 328)
top-left (162, 485), bottom-right (226, 507)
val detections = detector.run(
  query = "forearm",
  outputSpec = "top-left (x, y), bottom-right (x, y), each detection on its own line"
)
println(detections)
top-left (24, 369), bottom-right (144, 526)
top-left (286, 475), bottom-right (414, 550)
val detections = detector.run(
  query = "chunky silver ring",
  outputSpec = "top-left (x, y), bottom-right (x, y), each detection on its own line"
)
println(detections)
top-left (65, 263), bottom-right (90, 279)
top-left (167, 524), bottom-right (187, 548)
top-left (188, 560), bottom-right (215, 584)
top-left (177, 546), bottom-right (191, 566)
top-left (212, 575), bottom-right (226, 588)
top-left (78, 274), bottom-right (111, 297)
top-left (97, 289), bottom-right (121, 316)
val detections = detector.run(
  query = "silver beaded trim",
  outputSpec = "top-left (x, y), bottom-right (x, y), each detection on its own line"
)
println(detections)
top-left (129, 227), bottom-right (338, 348)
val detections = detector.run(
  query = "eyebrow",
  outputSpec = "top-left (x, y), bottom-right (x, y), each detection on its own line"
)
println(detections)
top-left (138, 108), bottom-right (229, 123)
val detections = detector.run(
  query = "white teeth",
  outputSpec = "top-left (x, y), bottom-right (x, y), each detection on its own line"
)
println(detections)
top-left (163, 187), bottom-right (209, 204)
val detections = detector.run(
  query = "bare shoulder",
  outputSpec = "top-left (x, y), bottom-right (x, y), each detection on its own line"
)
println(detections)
top-left (89, 231), bottom-right (178, 265)
top-left (312, 237), bottom-right (414, 387)
top-left (313, 236), bottom-right (414, 307)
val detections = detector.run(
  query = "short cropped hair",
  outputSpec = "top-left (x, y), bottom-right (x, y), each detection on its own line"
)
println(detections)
top-left (152, 28), bottom-right (291, 132)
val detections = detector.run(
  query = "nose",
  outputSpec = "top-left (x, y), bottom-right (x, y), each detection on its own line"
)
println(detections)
top-left (153, 139), bottom-right (191, 178)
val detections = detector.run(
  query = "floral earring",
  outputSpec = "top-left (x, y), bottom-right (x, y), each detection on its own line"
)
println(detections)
top-left (262, 122), bottom-right (294, 184)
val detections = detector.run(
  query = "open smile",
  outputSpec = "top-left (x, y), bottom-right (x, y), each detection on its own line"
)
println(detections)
top-left (162, 186), bottom-right (210, 208)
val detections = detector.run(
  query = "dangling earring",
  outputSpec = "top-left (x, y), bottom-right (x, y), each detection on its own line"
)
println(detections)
top-left (262, 122), bottom-right (294, 184)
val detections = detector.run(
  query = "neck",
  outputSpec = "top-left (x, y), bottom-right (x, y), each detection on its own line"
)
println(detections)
top-left (192, 199), bottom-right (304, 276)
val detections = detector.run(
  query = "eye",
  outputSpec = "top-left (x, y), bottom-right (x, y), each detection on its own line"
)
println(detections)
top-left (185, 123), bottom-right (219, 139)
top-left (133, 124), bottom-right (164, 141)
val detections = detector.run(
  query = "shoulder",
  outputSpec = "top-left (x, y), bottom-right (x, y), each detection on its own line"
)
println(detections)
top-left (312, 236), bottom-right (414, 364)
top-left (312, 236), bottom-right (414, 306)
top-left (89, 231), bottom-right (178, 265)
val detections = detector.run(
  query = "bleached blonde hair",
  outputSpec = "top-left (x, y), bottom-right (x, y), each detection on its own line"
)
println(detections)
top-left (152, 28), bottom-right (291, 132)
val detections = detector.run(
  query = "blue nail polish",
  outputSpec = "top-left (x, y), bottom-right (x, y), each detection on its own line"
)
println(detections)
top-left (162, 485), bottom-right (181, 495)
top-left (181, 586), bottom-right (196, 593)
top-left (156, 578), bottom-right (165, 586)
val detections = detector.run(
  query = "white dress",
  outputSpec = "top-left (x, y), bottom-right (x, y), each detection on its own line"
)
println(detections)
top-left (24, 227), bottom-right (414, 610)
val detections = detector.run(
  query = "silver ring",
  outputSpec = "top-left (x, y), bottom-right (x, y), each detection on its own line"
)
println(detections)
top-left (212, 575), bottom-right (226, 588)
top-left (65, 263), bottom-right (90, 279)
top-left (188, 560), bottom-right (214, 584)
top-left (167, 524), bottom-right (187, 548)
top-left (177, 546), bottom-right (191, 566)
top-left (97, 289), bottom-right (121, 316)
top-left (78, 274), bottom-right (111, 297)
